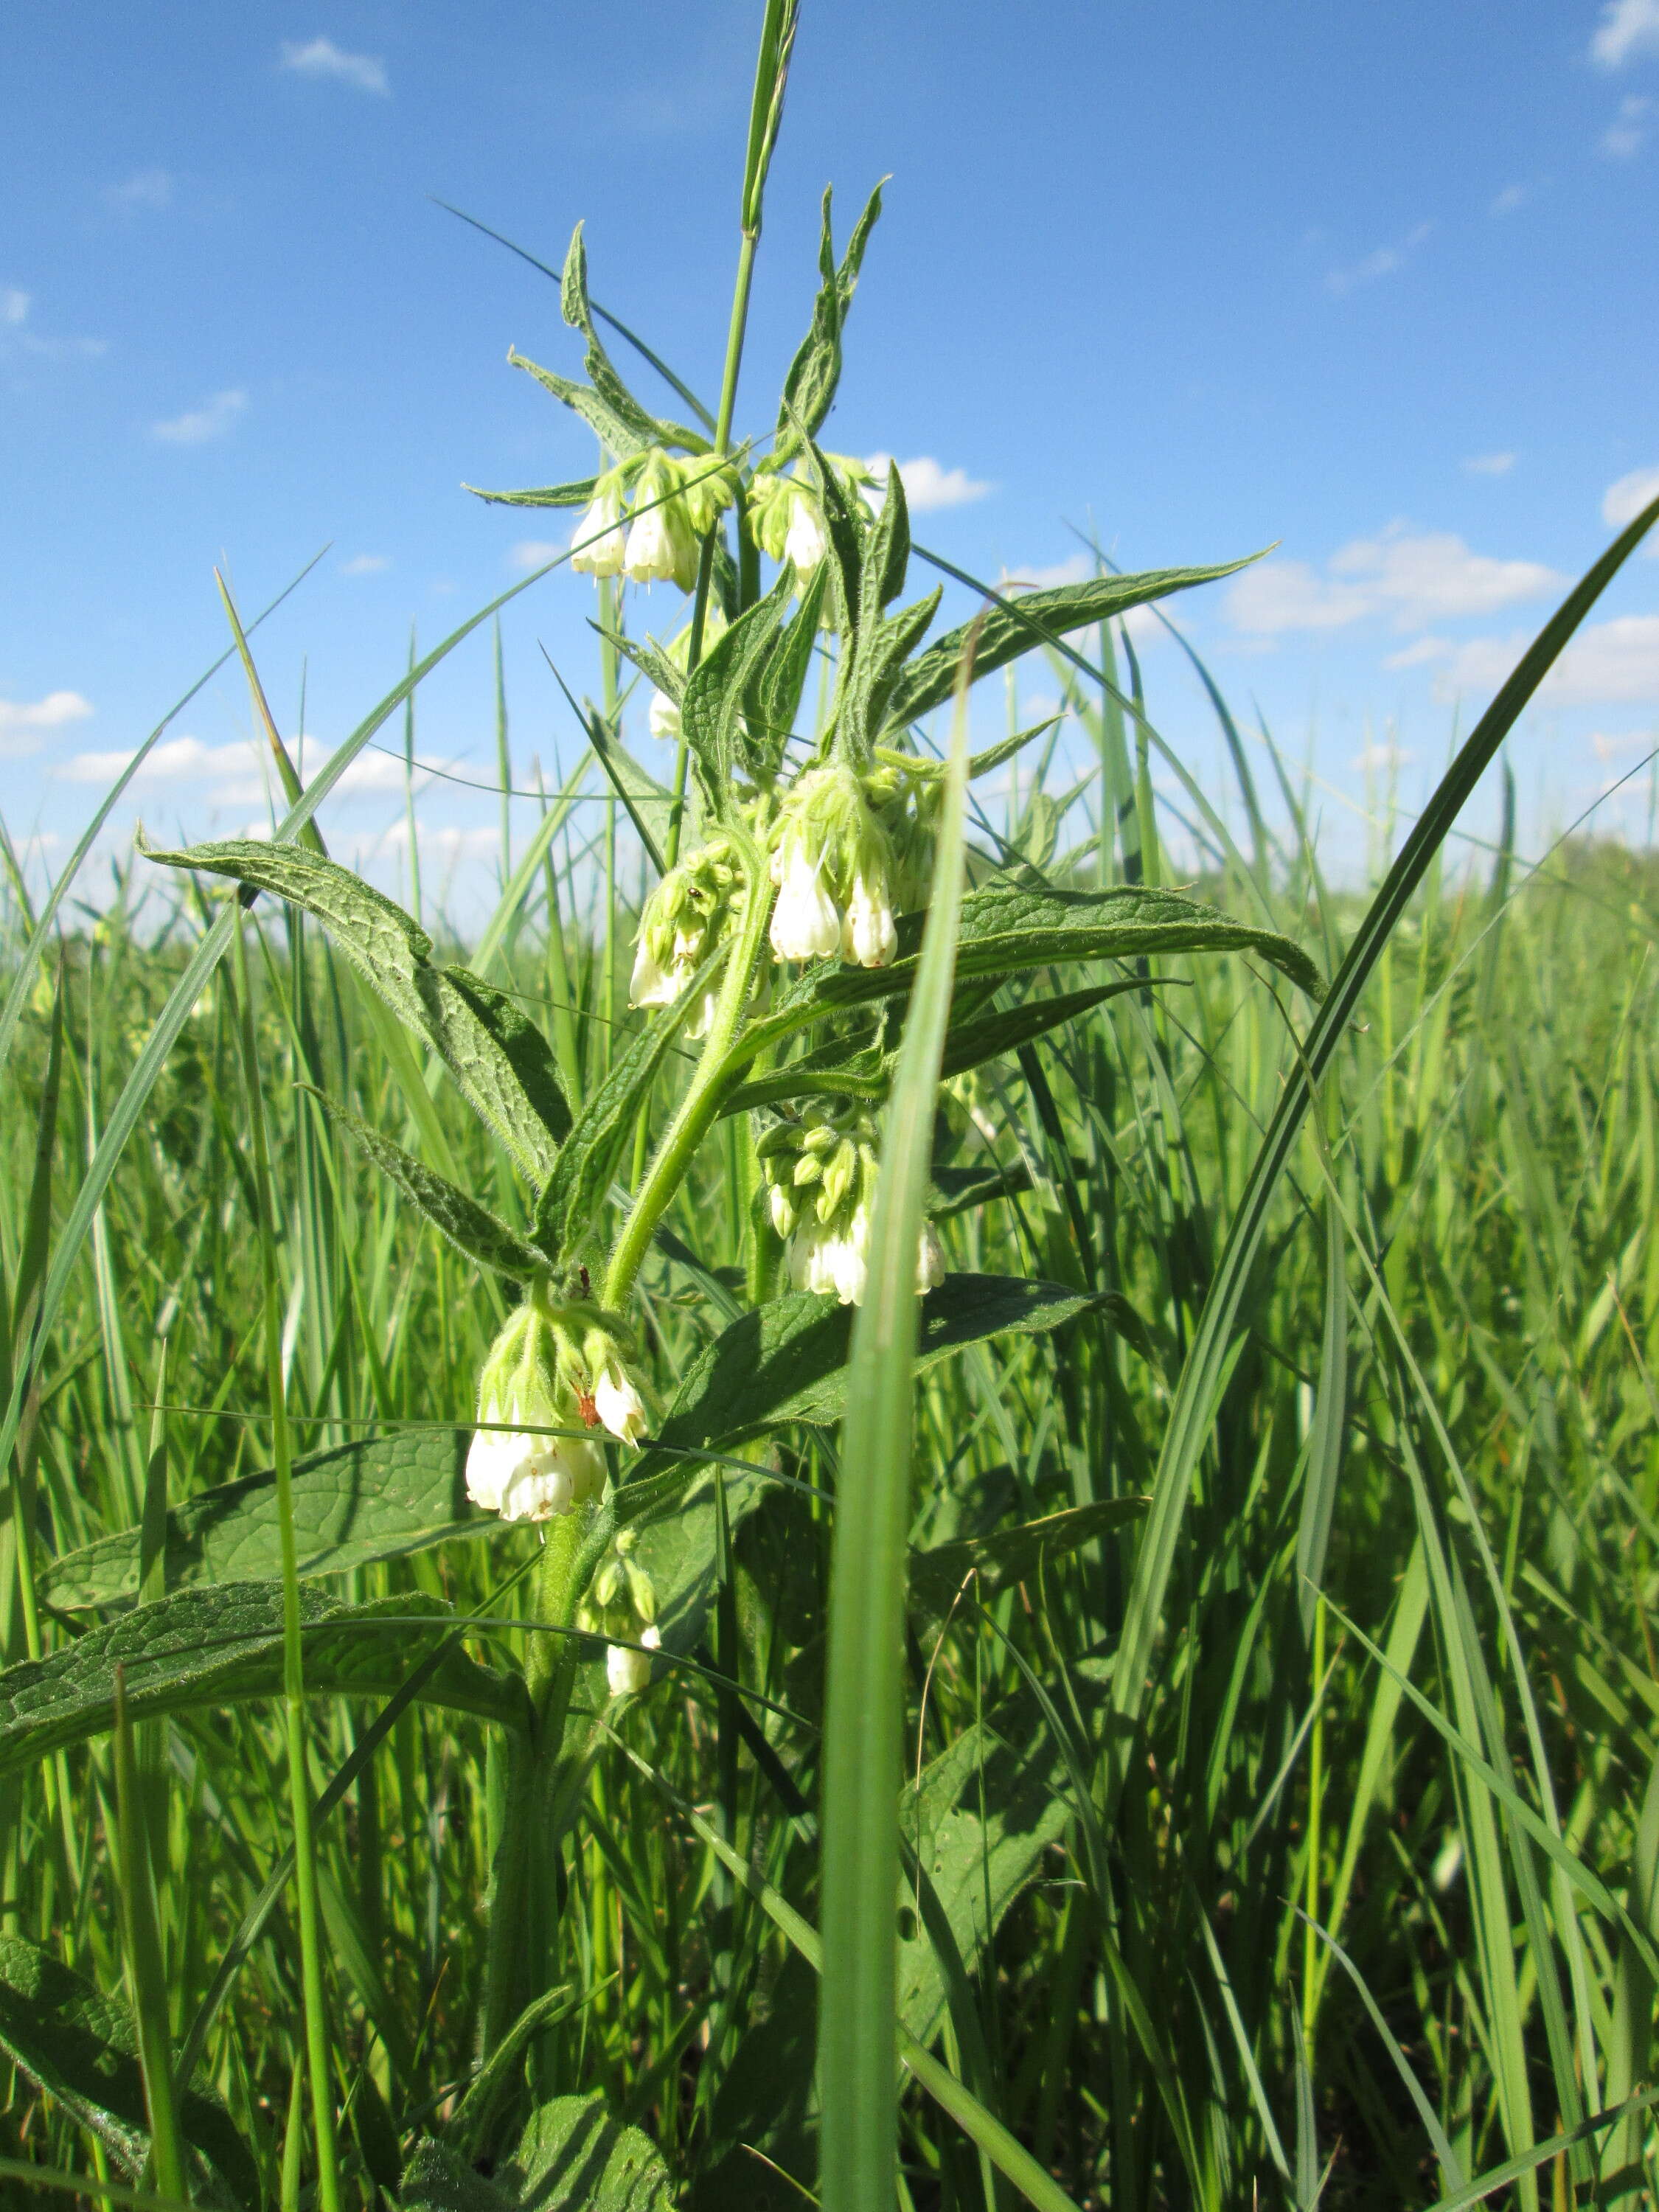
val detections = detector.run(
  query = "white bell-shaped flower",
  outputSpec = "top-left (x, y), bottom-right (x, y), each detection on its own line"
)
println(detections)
top-left (606, 1623), bottom-right (661, 1697)
top-left (770, 844), bottom-right (841, 961)
top-left (629, 941), bottom-right (685, 1009)
top-left (570, 484), bottom-right (625, 577)
top-left (783, 491), bottom-right (828, 581)
top-left (648, 687), bottom-right (681, 742)
top-left (593, 1363), bottom-right (649, 1446)
top-left (467, 1417), bottom-right (605, 1523)
top-left (841, 872), bottom-right (898, 969)
top-left (623, 501), bottom-right (684, 585)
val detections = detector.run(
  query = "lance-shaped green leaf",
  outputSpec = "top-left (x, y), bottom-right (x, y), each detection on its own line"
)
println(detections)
top-left (0, 1584), bottom-right (525, 1777)
top-left (0, 1933), bottom-right (260, 2210)
top-left (627, 1274), bottom-right (1118, 1490)
top-left (776, 180), bottom-right (886, 454)
top-left (738, 882), bottom-right (1321, 1073)
top-left (462, 473), bottom-right (598, 511)
top-left (41, 1427), bottom-right (479, 1610)
top-left (506, 347), bottom-right (657, 462)
top-left (910, 1498), bottom-right (1148, 1620)
top-left (559, 222), bottom-right (710, 457)
top-left (884, 554), bottom-right (1265, 731)
top-left (750, 565), bottom-right (827, 777)
top-left (681, 565), bottom-right (796, 798)
top-left (304, 1088), bottom-right (549, 1278)
top-left (139, 838), bottom-right (563, 1181)
top-left (441, 964), bottom-right (572, 1145)
top-left (939, 976), bottom-right (1158, 1079)
top-left (535, 963), bottom-right (709, 1264)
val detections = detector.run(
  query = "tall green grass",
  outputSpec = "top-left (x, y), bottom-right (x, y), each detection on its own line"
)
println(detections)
top-left (4, 580), bottom-right (1659, 2208)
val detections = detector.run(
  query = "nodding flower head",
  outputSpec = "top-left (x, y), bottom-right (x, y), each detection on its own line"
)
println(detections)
top-left (768, 766), bottom-right (900, 970)
top-left (582, 1533), bottom-right (661, 1697)
top-left (569, 477), bottom-right (626, 577)
top-left (629, 836), bottom-right (745, 1013)
top-left (621, 453), bottom-right (700, 591)
top-left (748, 454), bottom-right (875, 585)
top-left (759, 1106), bottom-right (946, 1307)
top-left (467, 1292), bottom-right (654, 1519)
top-left (466, 1296), bottom-right (605, 1523)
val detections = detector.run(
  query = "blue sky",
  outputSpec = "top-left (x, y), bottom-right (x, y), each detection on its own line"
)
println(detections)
top-left (4, 0), bottom-right (1658, 904)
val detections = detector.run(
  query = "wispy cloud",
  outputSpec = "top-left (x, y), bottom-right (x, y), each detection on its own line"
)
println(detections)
top-left (1602, 465), bottom-right (1659, 549)
top-left (105, 168), bottom-right (173, 215)
top-left (508, 539), bottom-right (565, 572)
top-left (150, 389), bottom-right (246, 445)
top-left (1490, 183), bottom-right (1530, 215)
top-left (341, 553), bottom-right (390, 576)
top-left (1, 288), bottom-right (28, 327)
top-left (1227, 526), bottom-right (1562, 636)
top-left (1325, 222), bottom-right (1433, 297)
top-left (58, 734), bottom-right (437, 804)
top-left (1462, 451), bottom-right (1515, 477)
top-left (279, 38), bottom-right (389, 96)
top-left (1601, 94), bottom-right (1654, 157)
top-left (1352, 741), bottom-right (1415, 773)
top-left (0, 290), bottom-right (105, 362)
top-left (1432, 615), bottom-right (1659, 705)
top-left (0, 689), bottom-right (92, 757)
top-left (866, 454), bottom-right (992, 512)
top-left (1591, 0), bottom-right (1659, 66)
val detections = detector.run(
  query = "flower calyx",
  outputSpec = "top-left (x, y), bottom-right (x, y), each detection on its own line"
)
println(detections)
top-left (768, 764), bottom-right (909, 970)
top-left (580, 1526), bottom-right (661, 1697)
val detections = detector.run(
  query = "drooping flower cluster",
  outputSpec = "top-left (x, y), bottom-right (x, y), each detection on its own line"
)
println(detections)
top-left (630, 835), bottom-right (758, 1037)
top-left (747, 453), bottom-right (875, 588)
top-left (758, 1105), bottom-right (946, 1307)
top-left (578, 1528), bottom-right (661, 1697)
top-left (570, 448), bottom-right (739, 592)
top-left (466, 1288), bottom-right (652, 1523)
top-left (644, 603), bottom-right (730, 745)
top-left (768, 762), bottom-right (936, 970)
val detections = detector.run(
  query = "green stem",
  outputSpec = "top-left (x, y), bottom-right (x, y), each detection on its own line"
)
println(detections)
top-left (604, 851), bottom-right (771, 1310)
top-left (233, 913), bottom-right (342, 2212)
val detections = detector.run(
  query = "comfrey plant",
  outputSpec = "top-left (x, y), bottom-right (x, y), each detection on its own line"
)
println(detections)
top-left (122, 113), bottom-right (1324, 2199)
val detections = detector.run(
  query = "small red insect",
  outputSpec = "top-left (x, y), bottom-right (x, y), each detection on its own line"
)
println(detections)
top-left (576, 1388), bottom-right (601, 1429)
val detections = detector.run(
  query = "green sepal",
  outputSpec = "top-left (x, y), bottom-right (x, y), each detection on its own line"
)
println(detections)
top-left (302, 1088), bottom-right (549, 1278)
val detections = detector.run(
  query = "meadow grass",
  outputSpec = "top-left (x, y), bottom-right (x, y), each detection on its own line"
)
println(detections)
top-left (2, 644), bottom-right (1658, 2209)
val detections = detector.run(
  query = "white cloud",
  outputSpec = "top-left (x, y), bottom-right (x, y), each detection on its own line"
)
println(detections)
top-left (866, 454), bottom-right (991, 512)
top-left (105, 168), bottom-right (173, 214)
top-left (1225, 560), bottom-right (1374, 634)
top-left (1604, 465), bottom-right (1659, 532)
top-left (1, 288), bottom-right (29, 327)
top-left (1462, 451), bottom-right (1515, 477)
top-left (341, 552), bottom-right (390, 576)
top-left (1352, 742), bottom-right (1415, 773)
top-left (509, 540), bottom-right (564, 571)
top-left (1434, 615), bottom-right (1659, 705)
top-left (1383, 637), bottom-right (1452, 670)
top-left (58, 733), bottom-right (439, 804)
top-left (0, 686), bottom-right (93, 739)
top-left (279, 38), bottom-right (389, 95)
top-left (1228, 527), bottom-right (1561, 635)
top-left (1325, 222), bottom-right (1433, 297)
top-left (1490, 183), bottom-right (1530, 215)
top-left (150, 389), bottom-right (246, 445)
top-left (1591, 0), bottom-right (1659, 66)
top-left (998, 554), bottom-right (1091, 592)
top-left (1590, 728), bottom-right (1658, 759)
top-left (1601, 94), bottom-right (1654, 156)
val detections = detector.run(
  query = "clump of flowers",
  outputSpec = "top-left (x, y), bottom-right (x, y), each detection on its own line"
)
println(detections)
top-left (747, 454), bottom-right (875, 586)
top-left (759, 1105), bottom-right (945, 1306)
top-left (768, 763), bottom-right (914, 969)
top-left (630, 835), bottom-right (756, 1037)
top-left (570, 448), bottom-right (740, 592)
top-left (579, 1528), bottom-right (661, 1697)
top-left (467, 1288), bottom-right (652, 1521)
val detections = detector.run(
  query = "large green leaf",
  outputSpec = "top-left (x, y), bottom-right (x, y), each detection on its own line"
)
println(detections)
top-left (898, 1714), bottom-right (1074, 2047)
top-left (884, 556), bottom-right (1263, 729)
top-left (138, 838), bottom-right (563, 1182)
top-left (909, 1497), bottom-right (1149, 1621)
top-left (742, 880), bottom-right (1321, 1068)
top-left (305, 1088), bottom-right (549, 1278)
top-left (402, 2093), bottom-right (675, 2212)
top-left (0, 1584), bottom-right (524, 1777)
top-left (630, 1273), bottom-right (1113, 1487)
top-left (0, 1933), bottom-right (258, 2210)
top-left (41, 1427), bottom-right (479, 1610)
top-left (776, 180), bottom-right (885, 453)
